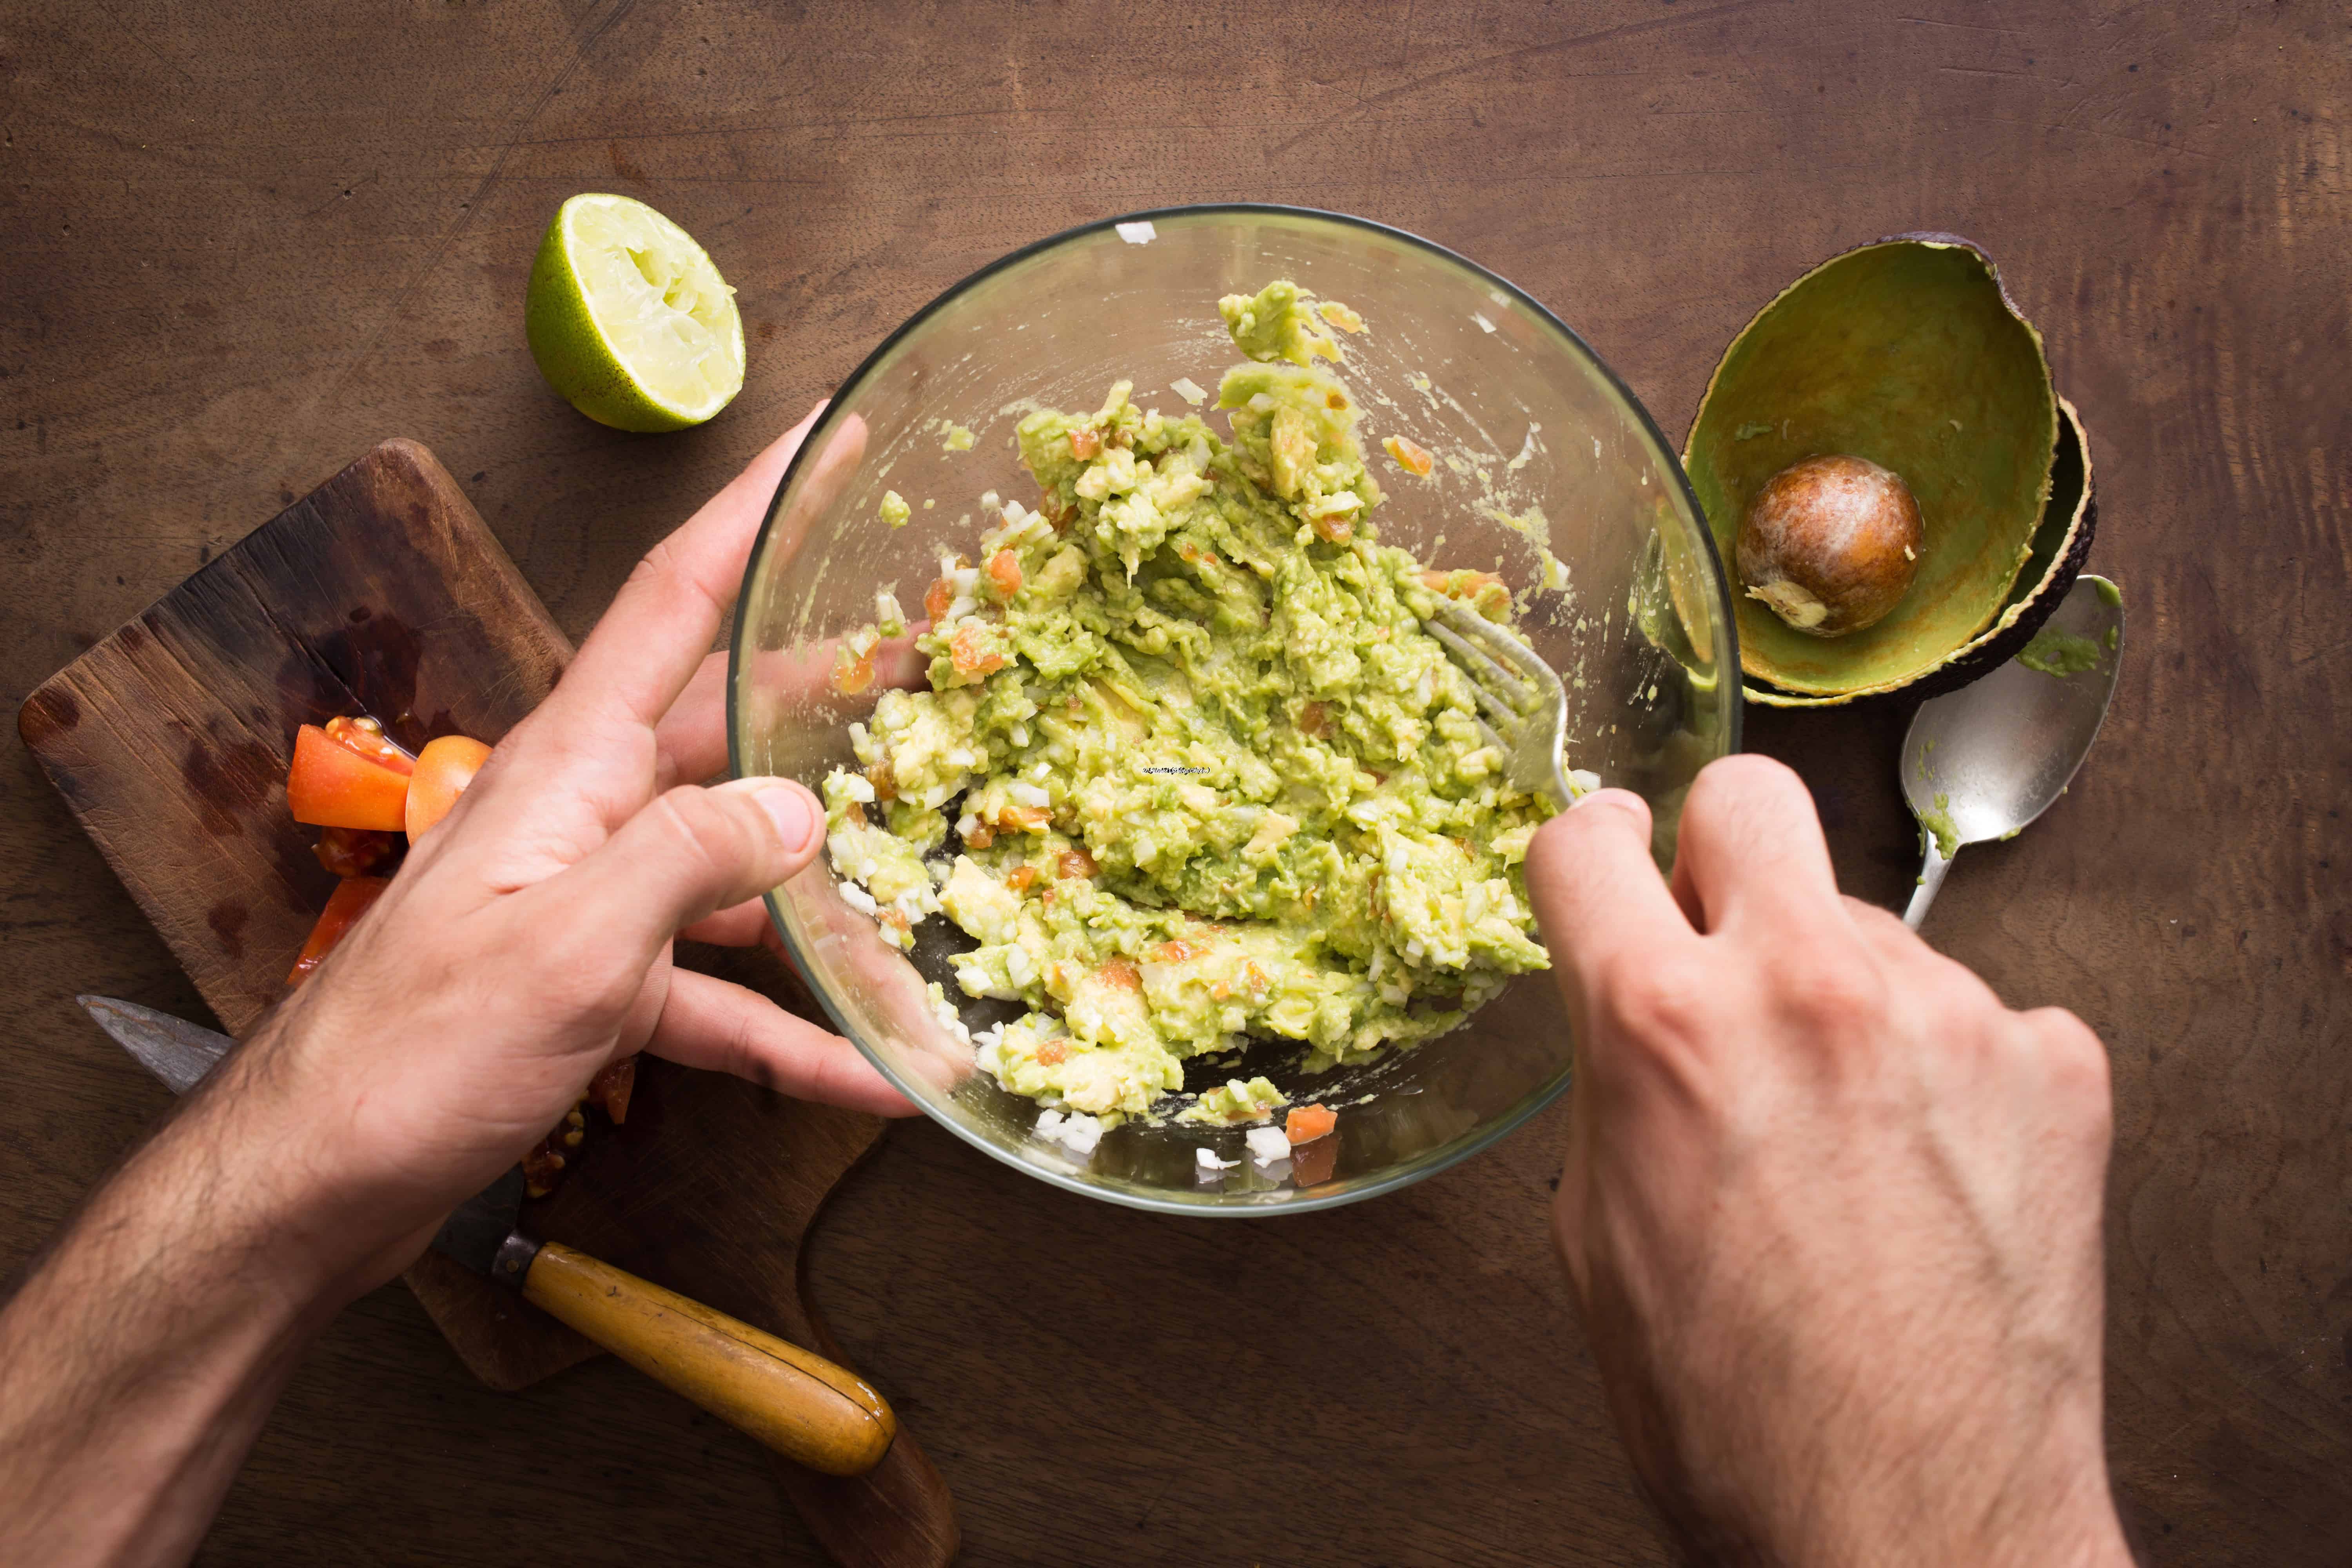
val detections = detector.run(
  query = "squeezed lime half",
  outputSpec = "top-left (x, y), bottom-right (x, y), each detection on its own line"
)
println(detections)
top-left (524, 193), bottom-right (745, 432)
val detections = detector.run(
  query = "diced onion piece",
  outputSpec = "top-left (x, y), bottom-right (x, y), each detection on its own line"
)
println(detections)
top-left (1245, 1127), bottom-right (1291, 1164)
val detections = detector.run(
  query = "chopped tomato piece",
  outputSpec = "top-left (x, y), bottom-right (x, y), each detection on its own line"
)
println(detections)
top-left (1036, 1040), bottom-right (1068, 1066)
top-left (589, 1056), bottom-right (637, 1124)
top-left (1068, 427), bottom-right (1102, 459)
top-left (522, 1140), bottom-right (566, 1199)
top-left (1290, 1132), bottom-right (1338, 1186)
top-left (997, 805), bottom-right (1050, 833)
top-left (1311, 512), bottom-right (1354, 544)
top-left (985, 549), bottom-right (1024, 599)
top-left (867, 762), bottom-right (897, 802)
top-left (924, 576), bottom-right (956, 622)
top-left (1096, 957), bottom-right (1142, 991)
top-left (405, 734), bottom-right (492, 842)
top-left (830, 644), bottom-right (876, 695)
top-left (1384, 435), bottom-right (1436, 477)
top-left (285, 875), bottom-right (390, 988)
top-left (313, 826), bottom-right (394, 878)
top-left (1285, 1103), bottom-right (1338, 1144)
top-left (1057, 848), bottom-right (1098, 880)
top-left (1423, 568), bottom-right (1506, 598)
top-left (288, 723), bottom-right (411, 831)
top-left (1005, 864), bottom-right (1038, 894)
top-left (1296, 700), bottom-right (1330, 739)
top-left (842, 799), bottom-right (867, 828)
top-left (950, 623), bottom-right (1006, 678)
top-left (1149, 940), bottom-right (1199, 964)
top-left (965, 822), bottom-right (993, 849)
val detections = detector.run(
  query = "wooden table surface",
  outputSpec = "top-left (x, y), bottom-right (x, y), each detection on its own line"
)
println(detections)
top-left (4, 3), bottom-right (2346, 1563)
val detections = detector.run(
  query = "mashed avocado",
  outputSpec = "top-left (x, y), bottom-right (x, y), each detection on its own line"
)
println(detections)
top-left (823, 281), bottom-right (1563, 1122)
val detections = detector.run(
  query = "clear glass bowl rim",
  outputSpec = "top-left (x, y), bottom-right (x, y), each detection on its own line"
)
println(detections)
top-left (728, 201), bottom-right (1741, 1217)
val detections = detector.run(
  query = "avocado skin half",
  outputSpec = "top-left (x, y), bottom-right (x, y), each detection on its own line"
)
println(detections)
top-left (1900, 396), bottom-right (2096, 702)
top-left (1686, 234), bottom-right (2061, 705)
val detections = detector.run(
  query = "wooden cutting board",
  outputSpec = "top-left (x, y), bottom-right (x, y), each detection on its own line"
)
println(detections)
top-left (16, 439), bottom-right (957, 1568)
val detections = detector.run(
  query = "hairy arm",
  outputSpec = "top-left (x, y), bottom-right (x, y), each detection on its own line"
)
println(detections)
top-left (0, 1047), bottom-right (381, 1566)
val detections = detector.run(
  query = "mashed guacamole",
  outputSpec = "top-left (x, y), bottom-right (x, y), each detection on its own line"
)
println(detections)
top-left (822, 281), bottom-right (1563, 1122)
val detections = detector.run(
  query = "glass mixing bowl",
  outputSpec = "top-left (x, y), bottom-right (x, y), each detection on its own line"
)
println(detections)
top-left (731, 205), bottom-right (1738, 1215)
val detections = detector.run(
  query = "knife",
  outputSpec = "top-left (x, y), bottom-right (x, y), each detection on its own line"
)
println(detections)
top-left (78, 994), bottom-right (896, 1477)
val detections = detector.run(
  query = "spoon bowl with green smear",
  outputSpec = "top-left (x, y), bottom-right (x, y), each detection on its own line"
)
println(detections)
top-left (1901, 574), bottom-right (2124, 929)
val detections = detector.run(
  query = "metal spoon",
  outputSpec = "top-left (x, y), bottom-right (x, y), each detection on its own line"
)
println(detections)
top-left (1901, 575), bottom-right (2125, 929)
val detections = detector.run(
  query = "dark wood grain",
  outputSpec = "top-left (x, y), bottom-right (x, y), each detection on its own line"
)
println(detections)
top-left (2, 2), bottom-right (2346, 1564)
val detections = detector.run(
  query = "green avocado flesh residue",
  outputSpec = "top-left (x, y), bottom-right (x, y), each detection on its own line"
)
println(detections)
top-left (1685, 239), bottom-right (2058, 698)
top-left (1176, 1076), bottom-right (1287, 1125)
top-left (821, 281), bottom-right (1561, 1123)
top-left (2016, 629), bottom-right (2102, 677)
top-left (1921, 790), bottom-right (1960, 858)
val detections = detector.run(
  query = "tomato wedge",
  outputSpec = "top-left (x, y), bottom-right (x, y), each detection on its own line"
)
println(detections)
top-left (405, 734), bottom-right (493, 842)
top-left (285, 875), bottom-right (390, 988)
top-left (288, 721), bottom-right (412, 830)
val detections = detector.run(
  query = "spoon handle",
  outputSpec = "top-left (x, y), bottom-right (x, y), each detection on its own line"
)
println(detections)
top-left (1903, 840), bottom-right (1954, 930)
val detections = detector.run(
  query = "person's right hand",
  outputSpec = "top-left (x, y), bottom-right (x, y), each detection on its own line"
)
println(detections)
top-left (1526, 756), bottom-right (2129, 1567)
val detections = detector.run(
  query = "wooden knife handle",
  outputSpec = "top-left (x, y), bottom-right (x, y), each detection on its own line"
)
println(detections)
top-left (520, 1240), bottom-right (895, 1476)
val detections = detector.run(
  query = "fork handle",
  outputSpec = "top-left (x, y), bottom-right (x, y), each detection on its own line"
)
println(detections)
top-left (1903, 839), bottom-right (1955, 930)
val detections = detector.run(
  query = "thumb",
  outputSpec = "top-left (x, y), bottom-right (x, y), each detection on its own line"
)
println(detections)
top-left (532, 777), bottom-right (826, 962)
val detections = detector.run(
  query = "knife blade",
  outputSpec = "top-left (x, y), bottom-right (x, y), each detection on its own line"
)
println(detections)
top-left (76, 995), bottom-right (895, 1475)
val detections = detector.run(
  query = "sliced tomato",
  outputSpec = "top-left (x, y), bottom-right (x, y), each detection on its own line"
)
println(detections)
top-left (285, 875), bottom-right (390, 989)
top-left (288, 723), bottom-right (412, 830)
top-left (405, 734), bottom-right (493, 842)
top-left (313, 826), bottom-right (396, 877)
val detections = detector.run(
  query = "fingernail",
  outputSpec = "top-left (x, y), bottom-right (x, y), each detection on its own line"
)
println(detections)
top-left (1570, 787), bottom-right (1639, 817)
top-left (756, 782), bottom-right (822, 855)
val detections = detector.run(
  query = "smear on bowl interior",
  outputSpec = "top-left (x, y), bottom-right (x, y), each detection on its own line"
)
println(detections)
top-left (822, 280), bottom-right (1571, 1128)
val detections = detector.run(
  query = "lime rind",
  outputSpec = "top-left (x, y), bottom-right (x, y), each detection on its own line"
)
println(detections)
top-left (525, 193), bottom-right (745, 432)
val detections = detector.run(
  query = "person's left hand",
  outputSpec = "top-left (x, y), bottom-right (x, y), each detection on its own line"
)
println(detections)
top-left (225, 405), bottom-right (914, 1292)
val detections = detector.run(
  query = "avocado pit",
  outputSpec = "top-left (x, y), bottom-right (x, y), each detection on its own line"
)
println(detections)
top-left (1736, 454), bottom-right (1922, 638)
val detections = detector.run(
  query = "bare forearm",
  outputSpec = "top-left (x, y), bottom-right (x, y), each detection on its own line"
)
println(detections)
top-left (0, 1070), bottom-right (371, 1567)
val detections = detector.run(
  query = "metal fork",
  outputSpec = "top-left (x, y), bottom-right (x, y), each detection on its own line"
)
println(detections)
top-left (1423, 598), bottom-right (1577, 810)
